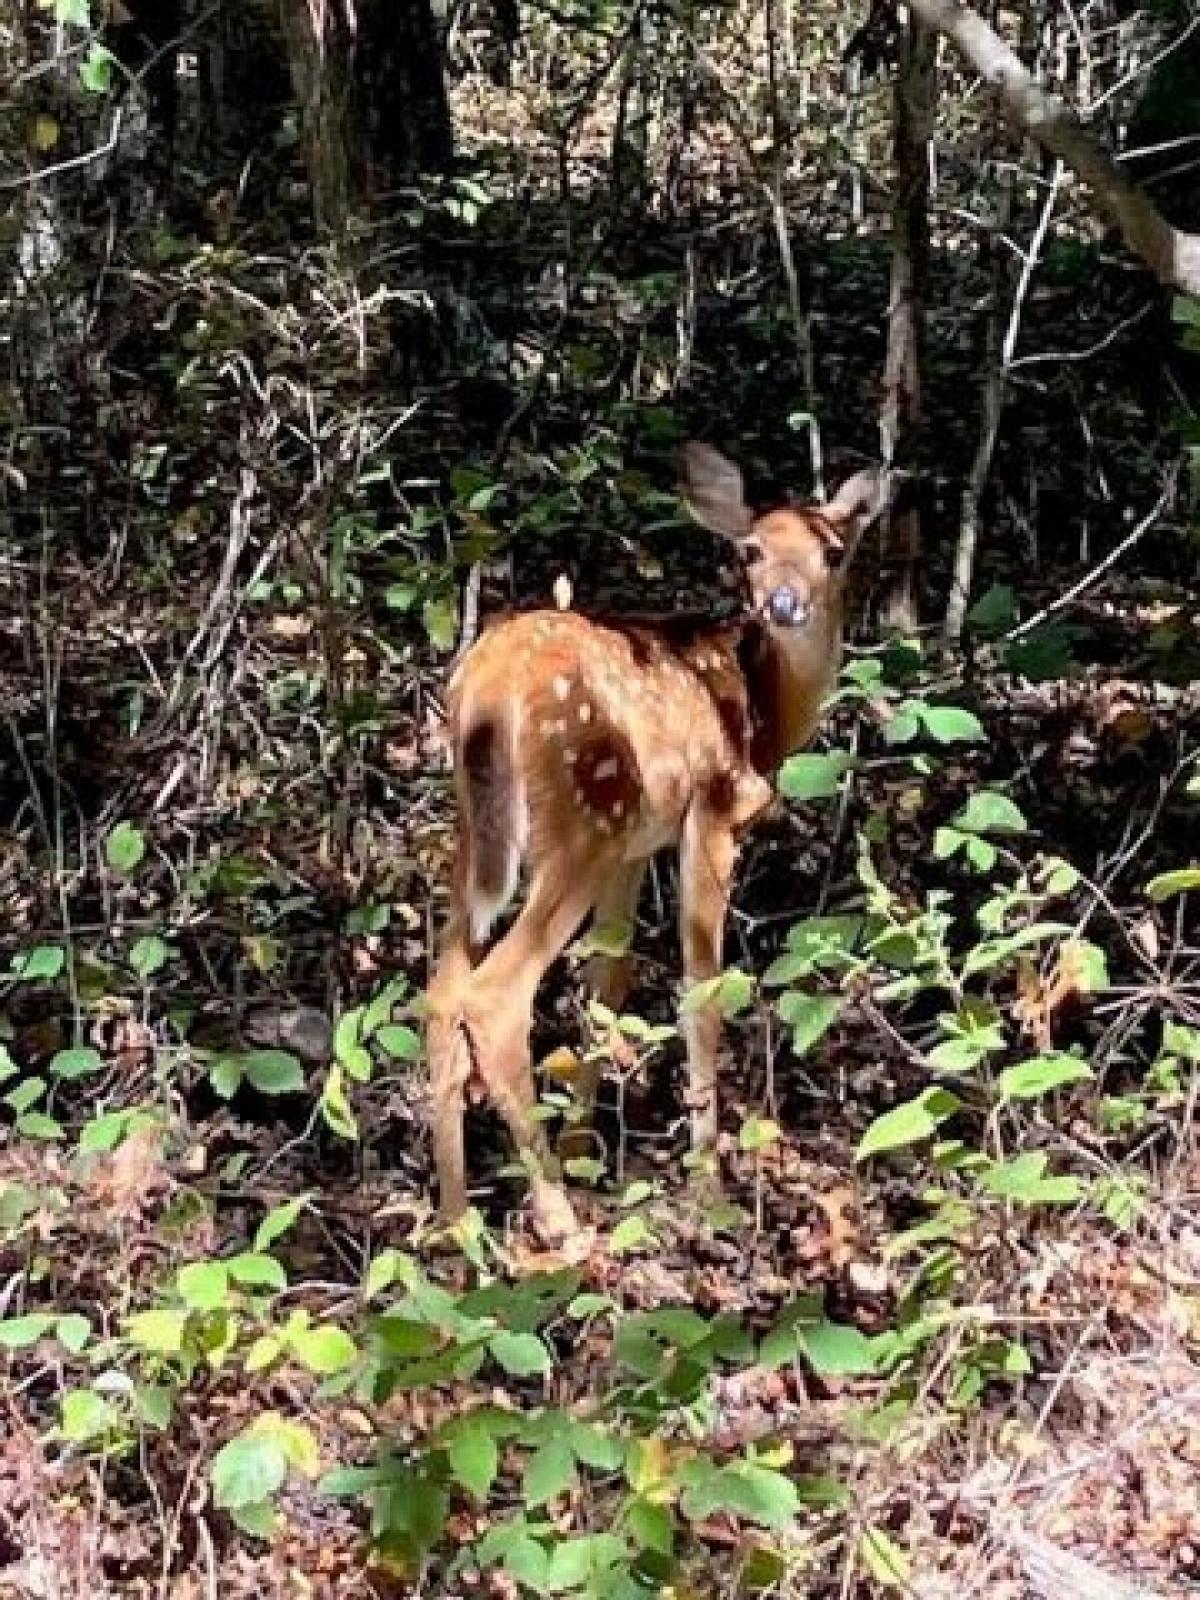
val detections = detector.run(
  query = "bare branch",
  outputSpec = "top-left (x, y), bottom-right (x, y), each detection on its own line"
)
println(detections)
top-left (906, 0), bottom-right (1200, 296)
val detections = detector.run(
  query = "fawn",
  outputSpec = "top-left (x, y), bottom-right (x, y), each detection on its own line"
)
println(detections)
top-left (426, 442), bottom-right (892, 1240)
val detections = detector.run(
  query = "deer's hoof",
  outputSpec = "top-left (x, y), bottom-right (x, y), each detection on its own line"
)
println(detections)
top-left (529, 1177), bottom-right (580, 1246)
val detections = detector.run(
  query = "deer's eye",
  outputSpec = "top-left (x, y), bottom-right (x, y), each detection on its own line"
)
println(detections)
top-left (740, 539), bottom-right (765, 565)
top-left (823, 538), bottom-right (847, 571)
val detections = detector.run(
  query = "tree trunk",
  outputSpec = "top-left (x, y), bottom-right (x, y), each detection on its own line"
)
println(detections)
top-left (277, 0), bottom-right (453, 234)
top-left (878, 11), bottom-right (937, 633)
top-left (907, 0), bottom-right (1200, 295)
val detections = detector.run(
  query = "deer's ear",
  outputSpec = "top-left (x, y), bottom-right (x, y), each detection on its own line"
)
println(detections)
top-left (680, 443), bottom-right (755, 543)
top-left (824, 466), bottom-right (892, 542)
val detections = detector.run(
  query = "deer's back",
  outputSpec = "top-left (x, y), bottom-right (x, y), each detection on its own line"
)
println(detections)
top-left (449, 610), bottom-right (769, 862)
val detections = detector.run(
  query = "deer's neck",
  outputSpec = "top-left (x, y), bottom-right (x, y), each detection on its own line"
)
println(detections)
top-left (739, 614), bottom-right (843, 775)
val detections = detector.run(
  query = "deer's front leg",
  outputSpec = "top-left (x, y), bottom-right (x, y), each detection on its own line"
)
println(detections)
top-left (678, 806), bottom-right (737, 1154)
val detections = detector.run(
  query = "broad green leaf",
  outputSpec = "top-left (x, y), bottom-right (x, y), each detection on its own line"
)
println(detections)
top-left (177, 1261), bottom-right (230, 1312)
top-left (799, 1319), bottom-right (879, 1376)
top-left (226, 1253), bottom-right (287, 1291)
top-left (953, 791), bottom-right (1028, 836)
top-left (680, 968), bottom-right (756, 1018)
top-left (105, 821), bottom-right (147, 873)
top-left (56, 1314), bottom-right (92, 1353)
top-left (242, 1049), bottom-right (305, 1095)
top-left (212, 1428), bottom-right (289, 1510)
top-left (374, 1024), bottom-right (421, 1061)
top-left (778, 750), bottom-right (854, 802)
top-left (79, 42), bottom-right (114, 93)
top-left (0, 1314), bottom-right (55, 1348)
top-left (610, 1214), bottom-right (655, 1254)
top-left (50, 1045), bottom-right (103, 1080)
top-left (17, 1112), bottom-right (63, 1141)
top-left (288, 1324), bottom-right (358, 1375)
top-left (1146, 867), bottom-right (1200, 901)
top-left (209, 1057), bottom-right (244, 1099)
top-left (739, 1115), bottom-right (781, 1153)
top-left (777, 991), bottom-right (841, 1055)
top-left (856, 1088), bottom-right (960, 1160)
top-left (135, 1384), bottom-right (174, 1430)
top-left (523, 1438), bottom-right (576, 1507)
top-left (920, 705), bottom-right (985, 744)
top-left (490, 1331), bottom-right (551, 1378)
top-left (11, 945), bottom-right (65, 982)
top-left (448, 1420), bottom-right (499, 1500)
top-left (978, 1151), bottom-right (1084, 1206)
top-left (998, 1053), bottom-right (1092, 1100)
top-left (129, 935), bottom-right (172, 978)
top-left (61, 1389), bottom-right (117, 1443)
top-left (124, 1308), bottom-right (189, 1356)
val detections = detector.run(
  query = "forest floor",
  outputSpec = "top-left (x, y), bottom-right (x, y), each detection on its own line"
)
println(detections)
top-left (2, 76), bottom-right (1200, 1600)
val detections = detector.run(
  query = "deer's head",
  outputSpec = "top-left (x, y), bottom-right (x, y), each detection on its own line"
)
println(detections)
top-left (680, 442), bottom-right (891, 632)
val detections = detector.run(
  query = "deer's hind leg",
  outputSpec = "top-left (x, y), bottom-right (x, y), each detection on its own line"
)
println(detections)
top-left (436, 852), bottom-right (615, 1240)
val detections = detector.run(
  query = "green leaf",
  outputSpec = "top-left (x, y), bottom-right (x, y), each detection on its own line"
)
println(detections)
top-left (105, 821), bottom-right (147, 873)
top-left (374, 1024), bottom-right (422, 1061)
top-left (177, 1261), bottom-right (230, 1312)
top-left (226, 1253), bottom-right (287, 1291)
top-left (490, 1330), bottom-right (551, 1378)
top-left (50, 1045), bottom-right (104, 1080)
top-left (254, 1195), bottom-right (309, 1252)
top-left (422, 595), bottom-right (458, 652)
top-left (288, 1324), bottom-right (358, 1375)
top-left (610, 1214), bottom-right (655, 1254)
top-left (856, 1087), bottom-right (960, 1161)
top-left (5, 1075), bottom-right (46, 1113)
top-left (11, 945), bottom-right (65, 982)
top-left (965, 583), bottom-right (1017, 633)
top-left (79, 42), bottom-right (114, 93)
top-left (625, 1499), bottom-right (674, 1555)
top-left (859, 1526), bottom-right (911, 1589)
top-left (953, 791), bottom-right (1028, 836)
top-left (0, 1314), bottom-right (55, 1349)
top-left (17, 1111), bottom-right (63, 1141)
top-left (129, 935), bottom-right (172, 978)
top-left (1146, 867), bottom-right (1200, 901)
top-left (230, 1501), bottom-right (278, 1539)
top-left (798, 1319), bottom-right (879, 1376)
top-left (320, 1062), bottom-right (358, 1141)
top-left (777, 991), bottom-right (841, 1055)
top-left (209, 1056), bottom-right (244, 1099)
top-left (242, 1049), bottom-right (305, 1095)
top-left (523, 1438), bottom-right (576, 1508)
top-left (679, 968), bottom-right (756, 1018)
top-left (739, 1115), bottom-right (781, 1153)
top-left (998, 1053), bottom-right (1092, 1100)
top-left (135, 1384), bottom-right (174, 1430)
top-left (448, 1421), bottom-right (499, 1500)
top-left (61, 1389), bottom-right (117, 1443)
top-left (124, 1308), bottom-right (189, 1356)
top-left (212, 1428), bottom-right (289, 1510)
top-left (920, 705), bottom-right (985, 744)
top-left (978, 1151), bottom-right (1084, 1206)
top-left (778, 750), bottom-right (855, 802)
top-left (56, 1314), bottom-right (92, 1353)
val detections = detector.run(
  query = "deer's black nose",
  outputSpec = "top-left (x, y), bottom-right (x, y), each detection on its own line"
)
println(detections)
top-left (766, 585), bottom-right (810, 627)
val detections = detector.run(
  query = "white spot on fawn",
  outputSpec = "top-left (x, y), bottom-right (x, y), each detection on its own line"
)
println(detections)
top-left (594, 756), bottom-right (619, 780)
top-left (577, 702), bottom-right (592, 724)
top-left (553, 675), bottom-right (572, 701)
